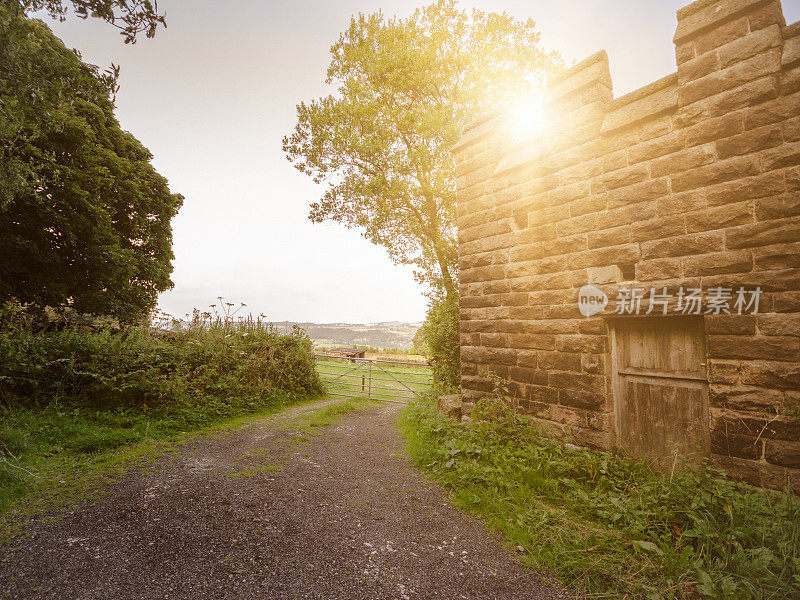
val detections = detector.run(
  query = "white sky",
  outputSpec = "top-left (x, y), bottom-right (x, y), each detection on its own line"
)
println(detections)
top-left (41, 0), bottom-right (800, 323)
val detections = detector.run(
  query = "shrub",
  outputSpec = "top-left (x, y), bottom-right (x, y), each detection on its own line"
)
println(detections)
top-left (417, 295), bottom-right (460, 392)
top-left (0, 315), bottom-right (323, 412)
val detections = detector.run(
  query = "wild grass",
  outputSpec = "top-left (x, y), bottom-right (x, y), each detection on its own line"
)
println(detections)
top-left (292, 397), bottom-right (381, 430)
top-left (400, 396), bottom-right (800, 600)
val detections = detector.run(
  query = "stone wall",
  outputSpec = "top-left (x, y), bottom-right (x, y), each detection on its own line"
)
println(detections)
top-left (453, 0), bottom-right (800, 491)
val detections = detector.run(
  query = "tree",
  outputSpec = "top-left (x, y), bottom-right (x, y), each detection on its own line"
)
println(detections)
top-left (14, 0), bottom-right (167, 43)
top-left (284, 1), bottom-right (559, 300)
top-left (0, 6), bottom-right (183, 322)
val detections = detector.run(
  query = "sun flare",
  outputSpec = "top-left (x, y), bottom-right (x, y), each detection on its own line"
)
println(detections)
top-left (509, 95), bottom-right (546, 144)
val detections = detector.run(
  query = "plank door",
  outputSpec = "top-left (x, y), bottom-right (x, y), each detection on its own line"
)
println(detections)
top-left (611, 317), bottom-right (709, 464)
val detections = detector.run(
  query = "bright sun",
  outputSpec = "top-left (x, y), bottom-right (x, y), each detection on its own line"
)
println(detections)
top-left (509, 96), bottom-right (546, 144)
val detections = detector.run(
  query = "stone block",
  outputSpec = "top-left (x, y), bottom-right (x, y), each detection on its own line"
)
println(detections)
top-left (754, 195), bottom-right (800, 221)
top-left (685, 111), bottom-right (744, 147)
top-left (635, 258), bottom-right (683, 281)
top-left (631, 215), bottom-right (686, 242)
top-left (726, 217), bottom-right (800, 249)
top-left (656, 191), bottom-right (707, 216)
top-left (588, 265), bottom-right (622, 285)
top-left (437, 394), bottom-right (463, 420)
top-left (744, 91), bottom-right (800, 129)
top-left (708, 76), bottom-right (780, 118)
top-left (710, 385), bottom-right (785, 411)
top-left (508, 366), bottom-right (548, 385)
top-left (740, 361), bottom-right (800, 389)
top-left (705, 314), bottom-right (756, 334)
top-left (508, 333), bottom-right (555, 351)
top-left (678, 51), bottom-right (721, 84)
top-left (570, 195), bottom-right (607, 217)
top-left (764, 439), bottom-right (800, 468)
top-left (548, 370), bottom-right (606, 393)
top-left (671, 156), bottom-right (760, 193)
top-left (757, 313), bottom-right (800, 336)
top-left (569, 244), bottom-right (641, 269)
top-left (716, 123), bottom-right (783, 159)
top-left (707, 335), bottom-right (800, 361)
top-left (709, 360), bottom-right (742, 384)
top-left (605, 178), bottom-right (670, 210)
top-left (706, 172), bottom-right (785, 206)
top-left (711, 411), bottom-right (800, 441)
top-left (753, 242), bottom-right (800, 270)
top-left (538, 351), bottom-right (581, 372)
top-left (598, 164), bottom-right (650, 192)
top-left (627, 131), bottom-right (685, 165)
top-left (641, 231), bottom-right (724, 259)
top-left (711, 454), bottom-right (800, 494)
top-left (556, 334), bottom-right (607, 354)
top-left (718, 24), bottom-right (782, 68)
top-left (679, 51), bottom-right (780, 106)
top-left (761, 140), bottom-right (800, 171)
top-left (581, 353), bottom-right (605, 374)
top-left (710, 428), bottom-right (763, 460)
top-left (683, 250), bottom-right (753, 276)
top-left (588, 225), bottom-right (632, 249)
top-left (558, 388), bottom-right (607, 411)
top-left (650, 144), bottom-right (716, 177)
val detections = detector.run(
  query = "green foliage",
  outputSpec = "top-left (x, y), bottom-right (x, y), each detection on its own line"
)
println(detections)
top-left (16, 0), bottom-right (167, 43)
top-left (0, 319), bottom-right (322, 413)
top-left (417, 295), bottom-right (459, 391)
top-left (284, 1), bottom-right (560, 297)
top-left (0, 6), bottom-right (182, 322)
top-left (401, 397), bottom-right (800, 599)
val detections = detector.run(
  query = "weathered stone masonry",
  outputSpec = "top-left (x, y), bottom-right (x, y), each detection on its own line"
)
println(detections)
top-left (453, 0), bottom-right (800, 491)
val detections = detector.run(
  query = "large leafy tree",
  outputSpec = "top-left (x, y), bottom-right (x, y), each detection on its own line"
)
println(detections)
top-left (284, 1), bottom-right (559, 299)
top-left (0, 6), bottom-right (183, 322)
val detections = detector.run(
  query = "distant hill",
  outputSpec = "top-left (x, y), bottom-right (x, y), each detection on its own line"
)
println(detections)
top-left (270, 321), bottom-right (421, 350)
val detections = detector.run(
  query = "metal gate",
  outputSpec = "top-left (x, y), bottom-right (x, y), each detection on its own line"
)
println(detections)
top-left (313, 353), bottom-right (433, 403)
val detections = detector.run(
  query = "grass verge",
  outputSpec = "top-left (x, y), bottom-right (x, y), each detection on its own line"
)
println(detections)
top-left (290, 396), bottom-right (382, 431)
top-left (399, 397), bottom-right (800, 600)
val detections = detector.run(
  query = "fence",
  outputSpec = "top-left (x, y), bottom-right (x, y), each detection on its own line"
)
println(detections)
top-left (313, 353), bottom-right (433, 403)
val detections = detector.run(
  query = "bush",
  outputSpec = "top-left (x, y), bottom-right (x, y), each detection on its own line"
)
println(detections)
top-left (417, 295), bottom-right (460, 392)
top-left (0, 316), bottom-right (323, 412)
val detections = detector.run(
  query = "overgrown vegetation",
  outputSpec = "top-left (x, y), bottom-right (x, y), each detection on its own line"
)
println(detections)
top-left (0, 303), bottom-right (323, 535)
top-left (401, 396), bottom-right (800, 599)
top-left (415, 295), bottom-right (460, 392)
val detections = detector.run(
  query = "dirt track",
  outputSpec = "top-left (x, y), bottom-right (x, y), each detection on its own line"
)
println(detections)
top-left (0, 400), bottom-right (568, 599)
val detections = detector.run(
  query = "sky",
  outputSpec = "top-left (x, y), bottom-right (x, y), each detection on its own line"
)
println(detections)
top-left (39, 0), bottom-right (800, 324)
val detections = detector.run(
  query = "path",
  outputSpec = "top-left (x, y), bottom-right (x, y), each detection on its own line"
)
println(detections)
top-left (0, 400), bottom-right (569, 599)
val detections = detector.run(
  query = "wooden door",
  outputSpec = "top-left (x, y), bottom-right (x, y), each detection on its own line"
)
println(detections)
top-left (611, 317), bottom-right (709, 464)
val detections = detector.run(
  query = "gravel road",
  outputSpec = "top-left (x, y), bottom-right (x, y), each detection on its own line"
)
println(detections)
top-left (0, 399), bottom-right (569, 599)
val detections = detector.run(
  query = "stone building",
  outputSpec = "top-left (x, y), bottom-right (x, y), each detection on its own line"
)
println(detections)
top-left (452, 0), bottom-right (800, 490)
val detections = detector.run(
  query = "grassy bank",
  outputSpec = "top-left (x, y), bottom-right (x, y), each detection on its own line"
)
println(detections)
top-left (0, 314), bottom-right (324, 541)
top-left (400, 397), bottom-right (799, 599)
